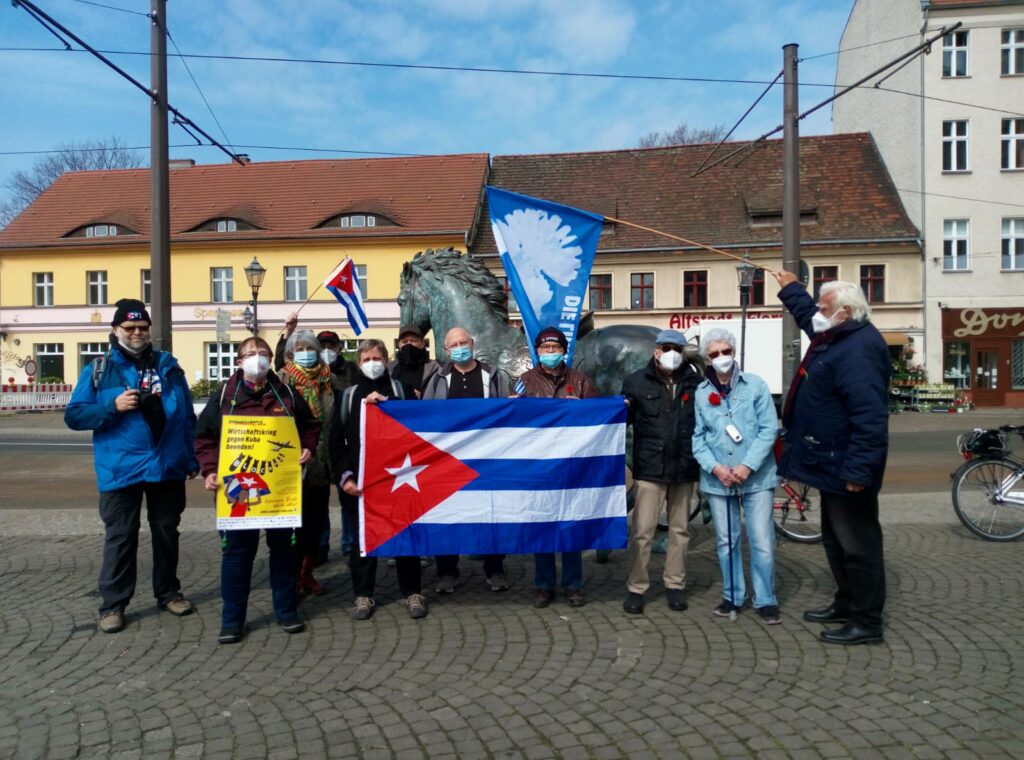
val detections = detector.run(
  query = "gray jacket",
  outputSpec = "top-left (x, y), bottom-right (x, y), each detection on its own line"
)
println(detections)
top-left (421, 361), bottom-right (511, 400)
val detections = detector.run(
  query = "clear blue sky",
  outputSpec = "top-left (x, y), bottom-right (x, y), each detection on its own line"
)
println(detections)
top-left (0, 0), bottom-right (858, 201)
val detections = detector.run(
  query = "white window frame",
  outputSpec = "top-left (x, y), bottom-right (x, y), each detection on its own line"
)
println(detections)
top-left (87, 270), bottom-right (108, 305)
top-left (33, 272), bottom-right (53, 307)
top-left (942, 30), bottom-right (969, 77)
top-left (85, 224), bottom-right (117, 238)
top-left (943, 219), bottom-right (970, 272)
top-left (1002, 28), bottom-right (1024, 76)
top-left (284, 266), bottom-right (308, 302)
top-left (211, 267), bottom-right (234, 303)
top-left (34, 342), bottom-right (65, 381)
top-left (140, 269), bottom-right (151, 304)
top-left (1002, 118), bottom-right (1024, 170)
top-left (355, 264), bottom-right (367, 298)
top-left (79, 342), bottom-right (106, 373)
top-left (216, 219), bottom-right (238, 233)
top-left (942, 120), bottom-right (969, 172)
top-left (206, 342), bottom-right (237, 381)
top-left (340, 214), bottom-right (375, 228)
top-left (1003, 218), bottom-right (1024, 271)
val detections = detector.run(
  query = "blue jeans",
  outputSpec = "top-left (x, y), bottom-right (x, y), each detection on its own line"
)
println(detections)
top-left (220, 528), bottom-right (300, 629)
top-left (329, 486), bottom-right (357, 556)
top-left (707, 489), bottom-right (777, 608)
top-left (534, 552), bottom-right (582, 591)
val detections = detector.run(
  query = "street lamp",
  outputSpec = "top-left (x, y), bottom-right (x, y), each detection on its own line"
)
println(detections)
top-left (736, 257), bottom-right (756, 371)
top-left (243, 256), bottom-right (266, 336)
top-left (242, 306), bottom-right (254, 333)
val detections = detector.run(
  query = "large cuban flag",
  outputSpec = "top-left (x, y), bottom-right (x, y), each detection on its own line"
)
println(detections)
top-left (323, 257), bottom-right (368, 335)
top-left (357, 397), bottom-right (627, 557)
top-left (485, 186), bottom-right (603, 366)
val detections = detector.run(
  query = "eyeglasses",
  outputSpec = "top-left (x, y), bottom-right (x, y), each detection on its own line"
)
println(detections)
top-left (120, 325), bottom-right (150, 333)
top-left (658, 344), bottom-right (683, 353)
top-left (707, 348), bottom-right (734, 359)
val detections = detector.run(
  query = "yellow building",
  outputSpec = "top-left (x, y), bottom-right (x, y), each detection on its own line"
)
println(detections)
top-left (0, 154), bottom-right (488, 386)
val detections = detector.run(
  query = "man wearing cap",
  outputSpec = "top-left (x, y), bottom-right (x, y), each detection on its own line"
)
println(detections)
top-left (517, 327), bottom-right (598, 608)
top-left (387, 324), bottom-right (440, 396)
top-left (620, 329), bottom-right (703, 615)
top-left (65, 299), bottom-right (200, 634)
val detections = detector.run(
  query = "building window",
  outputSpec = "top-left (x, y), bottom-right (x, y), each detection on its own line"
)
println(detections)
top-left (812, 266), bottom-right (838, 300)
top-left (85, 224), bottom-right (117, 238)
top-left (859, 265), bottom-right (885, 304)
top-left (217, 219), bottom-right (237, 233)
top-left (206, 342), bottom-right (237, 381)
top-left (87, 271), bottom-right (108, 305)
top-left (318, 213), bottom-right (395, 230)
top-left (944, 341), bottom-right (971, 390)
top-left (942, 120), bottom-right (969, 172)
top-left (942, 30), bottom-right (968, 77)
top-left (589, 274), bottom-right (612, 309)
top-left (34, 343), bottom-right (65, 381)
top-left (500, 276), bottom-right (519, 313)
top-left (79, 342), bottom-right (106, 374)
top-left (1013, 340), bottom-right (1024, 390)
top-left (630, 272), bottom-right (654, 310)
top-left (141, 269), bottom-right (151, 304)
top-left (749, 269), bottom-right (765, 307)
top-left (354, 264), bottom-right (367, 298)
top-left (1002, 29), bottom-right (1024, 75)
top-left (1003, 218), bottom-right (1024, 270)
top-left (1002, 118), bottom-right (1024, 170)
top-left (682, 270), bottom-right (708, 308)
top-left (211, 267), bottom-right (233, 303)
top-left (284, 266), bottom-right (307, 302)
top-left (33, 272), bottom-right (53, 307)
top-left (944, 219), bottom-right (970, 271)
top-left (190, 218), bottom-right (256, 233)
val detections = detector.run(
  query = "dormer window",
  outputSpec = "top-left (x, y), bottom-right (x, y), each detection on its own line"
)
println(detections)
top-left (191, 217), bottom-right (256, 233)
top-left (748, 210), bottom-right (818, 228)
top-left (341, 214), bottom-right (374, 228)
top-left (65, 223), bottom-right (138, 238)
top-left (317, 212), bottom-right (397, 230)
top-left (217, 219), bottom-right (236, 232)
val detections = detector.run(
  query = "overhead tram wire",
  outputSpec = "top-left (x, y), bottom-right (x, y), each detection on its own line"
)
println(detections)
top-left (798, 32), bottom-right (923, 62)
top-left (10, 0), bottom-right (245, 166)
top-left (0, 143), bottom-right (429, 158)
top-left (71, 0), bottom-right (150, 17)
top-left (166, 27), bottom-right (233, 148)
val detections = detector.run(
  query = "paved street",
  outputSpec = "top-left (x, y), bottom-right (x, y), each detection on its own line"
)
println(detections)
top-left (1, 410), bottom-right (1022, 758)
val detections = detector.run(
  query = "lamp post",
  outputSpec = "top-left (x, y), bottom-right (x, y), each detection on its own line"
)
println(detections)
top-left (736, 258), bottom-right (755, 371)
top-left (243, 256), bottom-right (266, 336)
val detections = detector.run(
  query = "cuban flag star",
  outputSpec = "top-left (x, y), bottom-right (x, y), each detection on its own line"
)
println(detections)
top-left (357, 397), bottom-right (627, 557)
top-left (485, 186), bottom-right (603, 366)
top-left (323, 257), bottom-right (368, 335)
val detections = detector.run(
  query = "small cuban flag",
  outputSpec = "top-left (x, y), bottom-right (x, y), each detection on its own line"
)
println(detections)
top-left (357, 397), bottom-right (628, 557)
top-left (324, 257), bottom-right (368, 335)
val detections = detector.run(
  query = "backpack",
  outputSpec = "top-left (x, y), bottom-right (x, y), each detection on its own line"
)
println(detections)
top-left (339, 379), bottom-right (404, 427)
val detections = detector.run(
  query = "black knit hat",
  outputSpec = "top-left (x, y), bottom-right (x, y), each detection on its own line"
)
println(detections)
top-left (111, 298), bottom-right (151, 327)
top-left (534, 326), bottom-right (568, 350)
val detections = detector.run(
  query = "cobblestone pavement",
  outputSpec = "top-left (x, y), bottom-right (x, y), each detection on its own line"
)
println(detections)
top-left (2, 509), bottom-right (1022, 760)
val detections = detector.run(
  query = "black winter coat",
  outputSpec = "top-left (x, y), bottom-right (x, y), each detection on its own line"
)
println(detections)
top-left (621, 358), bottom-right (702, 483)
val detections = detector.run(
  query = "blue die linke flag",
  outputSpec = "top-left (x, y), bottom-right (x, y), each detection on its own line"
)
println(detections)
top-left (485, 186), bottom-right (603, 365)
top-left (358, 397), bottom-right (628, 557)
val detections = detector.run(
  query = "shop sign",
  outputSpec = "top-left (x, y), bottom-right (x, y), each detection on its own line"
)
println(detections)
top-left (944, 308), bottom-right (1024, 339)
top-left (668, 311), bottom-right (782, 330)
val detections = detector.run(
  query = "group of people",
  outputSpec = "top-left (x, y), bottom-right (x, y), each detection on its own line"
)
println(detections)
top-left (66, 270), bottom-right (890, 648)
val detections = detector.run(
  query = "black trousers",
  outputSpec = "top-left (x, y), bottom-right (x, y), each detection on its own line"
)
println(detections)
top-left (97, 480), bottom-right (185, 614)
top-left (820, 489), bottom-right (886, 631)
top-left (345, 505), bottom-right (421, 598)
top-left (435, 554), bottom-right (505, 579)
top-left (299, 483), bottom-right (331, 557)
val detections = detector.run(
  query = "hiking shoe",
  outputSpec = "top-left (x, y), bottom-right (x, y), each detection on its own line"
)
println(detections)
top-left (406, 594), bottom-right (428, 619)
top-left (278, 617), bottom-right (306, 634)
top-left (160, 595), bottom-right (194, 616)
top-left (487, 574), bottom-right (509, 592)
top-left (353, 596), bottom-right (375, 620)
top-left (435, 575), bottom-right (457, 595)
top-left (623, 592), bottom-right (645, 615)
top-left (758, 605), bottom-right (782, 625)
top-left (533, 589), bottom-right (555, 608)
top-left (565, 589), bottom-right (586, 608)
top-left (98, 610), bottom-right (124, 634)
top-left (666, 589), bottom-right (688, 611)
top-left (218, 627), bottom-right (243, 645)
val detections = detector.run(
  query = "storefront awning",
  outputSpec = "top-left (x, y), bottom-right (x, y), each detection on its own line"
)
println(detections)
top-left (880, 331), bottom-right (910, 347)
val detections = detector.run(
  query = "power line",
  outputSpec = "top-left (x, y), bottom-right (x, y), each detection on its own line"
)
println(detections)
top-left (0, 142), bottom-right (429, 158)
top-left (798, 32), bottom-right (922, 62)
top-left (693, 69), bottom-right (782, 176)
top-left (71, 0), bottom-right (149, 17)
top-left (895, 188), bottom-right (1024, 210)
top-left (166, 28), bottom-right (232, 148)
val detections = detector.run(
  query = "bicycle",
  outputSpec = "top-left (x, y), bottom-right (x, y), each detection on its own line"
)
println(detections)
top-left (950, 424), bottom-right (1024, 541)
top-left (773, 480), bottom-right (822, 543)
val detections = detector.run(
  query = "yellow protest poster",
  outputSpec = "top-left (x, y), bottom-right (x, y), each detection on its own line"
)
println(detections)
top-left (216, 415), bottom-right (302, 530)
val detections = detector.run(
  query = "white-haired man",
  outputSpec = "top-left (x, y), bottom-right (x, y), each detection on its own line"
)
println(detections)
top-left (773, 272), bottom-right (891, 645)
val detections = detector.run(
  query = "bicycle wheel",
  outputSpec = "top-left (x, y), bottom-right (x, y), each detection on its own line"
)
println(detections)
top-left (773, 481), bottom-right (822, 543)
top-left (952, 458), bottom-right (1024, 541)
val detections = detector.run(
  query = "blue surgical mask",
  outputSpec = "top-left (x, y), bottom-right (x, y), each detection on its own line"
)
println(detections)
top-left (538, 352), bottom-right (564, 369)
top-left (449, 346), bottom-right (473, 364)
top-left (293, 350), bottom-right (318, 367)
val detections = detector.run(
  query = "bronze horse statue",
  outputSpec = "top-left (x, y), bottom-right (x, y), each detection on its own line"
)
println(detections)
top-left (398, 247), bottom-right (689, 396)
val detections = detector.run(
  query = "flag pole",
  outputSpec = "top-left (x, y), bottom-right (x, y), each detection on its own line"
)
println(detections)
top-left (602, 214), bottom-right (778, 273)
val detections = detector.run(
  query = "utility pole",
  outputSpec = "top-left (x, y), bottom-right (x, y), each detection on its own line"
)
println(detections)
top-left (150, 0), bottom-right (171, 352)
top-left (781, 43), bottom-right (800, 395)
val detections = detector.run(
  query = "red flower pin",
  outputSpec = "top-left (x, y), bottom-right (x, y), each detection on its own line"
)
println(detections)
top-left (799, 367), bottom-right (807, 377)
top-left (683, 392), bottom-right (690, 403)
top-left (708, 392), bottom-right (722, 406)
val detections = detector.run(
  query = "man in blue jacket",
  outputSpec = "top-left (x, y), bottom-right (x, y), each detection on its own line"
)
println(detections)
top-left (773, 272), bottom-right (891, 645)
top-left (65, 299), bottom-right (199, 634)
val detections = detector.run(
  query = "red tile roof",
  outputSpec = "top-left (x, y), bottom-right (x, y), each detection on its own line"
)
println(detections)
top-left (473, 133), bottom-right (918, 255)
top-left (0, 154), bottom-right (490, 249)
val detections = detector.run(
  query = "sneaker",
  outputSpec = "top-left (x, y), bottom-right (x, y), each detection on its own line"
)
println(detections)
top-left (533, 589), bottom-right (555, 608)
top-left (387, 558), bottom-right (397, 567)
top-left (594, 549), bottom-right (612, 564)
top-left (435, 575), bottom-right (457, 595)
top-left (713, 599), bottom-right (746, 617)
top-left (278, 617), bottom-right (306, 634)
top-left (160, 595), bottom-right (194, 616)
top-left (217, 627), bottom-right (243, 645)
top-left (353, 596), bottom-right (375, 620)
top-left (565, 589), bottom-right (586, 608)
top-left (623, 592), bottom-right (645, 615)
top-left (406, 594), bottom-right (428, 619)
top-left (487, 574), bottom-right (509, 592)
top-left (419, 557), bottom-right (430, 568)
top-left (758, 605), bottom-right (782, 625)
top-left (666, 589), bottom-right (688, 611)
top-left (98, 610), bottom-right (124, 634)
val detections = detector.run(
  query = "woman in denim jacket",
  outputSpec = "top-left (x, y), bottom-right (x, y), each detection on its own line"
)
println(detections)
top-left (692, 328), bottom-right (781, 625)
